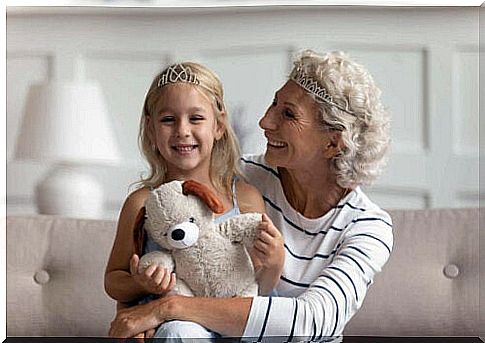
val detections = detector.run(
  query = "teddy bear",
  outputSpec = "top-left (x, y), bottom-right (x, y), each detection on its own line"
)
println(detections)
top-left (136, 179), bottom-right (262, 298)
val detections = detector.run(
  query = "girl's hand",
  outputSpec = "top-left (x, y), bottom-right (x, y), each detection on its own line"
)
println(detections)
top-left (130, 254), bottom-right (176, 296)
top-left (252, 214), bottom-right (285, 272)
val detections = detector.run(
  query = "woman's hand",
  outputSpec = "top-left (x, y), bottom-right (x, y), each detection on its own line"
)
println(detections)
top-left (109, 296), bottom-right (173, 338)
top-left (132, 328), bottom-right (155, 341)
top-left (130, 254), bottom-right (176, 296)
top-left (251, 214), bottom-right (285, 294)
top-left (253, 214), bottom-right (285, 271)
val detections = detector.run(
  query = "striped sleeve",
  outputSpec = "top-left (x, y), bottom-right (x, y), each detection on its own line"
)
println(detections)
top-left (243, 213), bottom-right (393, 340)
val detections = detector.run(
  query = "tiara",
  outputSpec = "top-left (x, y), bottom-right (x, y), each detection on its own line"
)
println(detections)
top-left (158, 64), bottom-right (200, 88)
top-left (289, 65), bottom-right (355, 115)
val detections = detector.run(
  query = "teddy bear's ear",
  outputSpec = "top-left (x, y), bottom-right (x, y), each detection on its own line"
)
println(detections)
top-left (182, 180), bottom-right (225, 214)
top-left (133, 206), bottom-right (146, 256)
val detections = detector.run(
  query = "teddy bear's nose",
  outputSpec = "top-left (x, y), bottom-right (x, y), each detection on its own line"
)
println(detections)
top-left (171, 229), bottom-right (185, 241)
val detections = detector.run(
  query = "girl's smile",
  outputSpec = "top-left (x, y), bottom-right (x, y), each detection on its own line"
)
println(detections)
top-left (171, 143), bottom-right (199, 154)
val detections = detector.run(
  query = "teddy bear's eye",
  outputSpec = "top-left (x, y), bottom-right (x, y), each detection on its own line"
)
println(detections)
top-left (189, 217), bottom-right (195, 223)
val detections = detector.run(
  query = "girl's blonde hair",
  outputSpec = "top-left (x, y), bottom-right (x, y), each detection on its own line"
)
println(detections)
top-left (137, 62), bottom-right (242, 195)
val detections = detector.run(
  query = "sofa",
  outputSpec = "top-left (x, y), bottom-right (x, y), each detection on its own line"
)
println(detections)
top-left (5, 208), bottom-right (481, 338)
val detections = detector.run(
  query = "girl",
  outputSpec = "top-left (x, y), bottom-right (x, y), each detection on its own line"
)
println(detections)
top-left (104, 62), bottom-right (285, 339)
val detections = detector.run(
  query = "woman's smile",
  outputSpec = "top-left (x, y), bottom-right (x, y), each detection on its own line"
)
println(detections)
top-left (266, 139), bottom-right (287, 148)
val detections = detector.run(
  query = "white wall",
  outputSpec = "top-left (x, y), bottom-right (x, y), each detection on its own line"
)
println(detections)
top-left (6, 6), bottom-right (480, 219)
top-left (479, 5), bottom-right (484, 341)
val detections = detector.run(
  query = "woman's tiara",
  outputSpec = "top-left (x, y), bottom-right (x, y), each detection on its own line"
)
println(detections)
top-left (289, 65), bottom-right (355, 115)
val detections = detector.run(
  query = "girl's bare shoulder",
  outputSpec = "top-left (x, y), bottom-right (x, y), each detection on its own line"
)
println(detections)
top-left (121, 187), bottom-right (150, 217)
top-left (236, 180), bottom-right (265, 214)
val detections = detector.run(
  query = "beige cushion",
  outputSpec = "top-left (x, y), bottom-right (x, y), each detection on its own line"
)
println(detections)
top-left (345, 208), bottom-right (479, 336)
top-left (7, 215), bottom-right (117, 336)
top-left (6, 208), bottom-right (480, 336)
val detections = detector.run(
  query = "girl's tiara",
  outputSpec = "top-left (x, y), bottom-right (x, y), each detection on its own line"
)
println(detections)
top-left (289, 64), bottom-right (355, 116)
top-left (157, 63), bottom-right (223, 110)
top-left (158, 64), bottom-right (200, 88)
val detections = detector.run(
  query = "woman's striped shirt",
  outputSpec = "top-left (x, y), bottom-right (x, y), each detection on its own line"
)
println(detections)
top-left (240, 154), bottom-right (393, 341)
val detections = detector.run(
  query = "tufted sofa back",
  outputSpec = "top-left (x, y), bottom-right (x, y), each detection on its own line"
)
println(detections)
top-left (6, 215), bottom-right (117, 336)
top-left (345, 208), bottom-right (479, 336)
top-left (6, 208), bottom-right (480, 336)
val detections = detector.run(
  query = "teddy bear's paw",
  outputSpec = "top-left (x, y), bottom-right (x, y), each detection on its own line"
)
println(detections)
top-left (169, 278), bottom-right (195, 297)
top-left (218, 213), bottom-right (261, 244)
top-left (138, 251), bottom-right (175, 273)
top-left (239, 282), bottom-right (259, 297)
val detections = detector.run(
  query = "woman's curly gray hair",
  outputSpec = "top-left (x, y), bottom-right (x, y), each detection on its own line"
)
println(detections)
top-left (292, 50), bottom-right (391, 188)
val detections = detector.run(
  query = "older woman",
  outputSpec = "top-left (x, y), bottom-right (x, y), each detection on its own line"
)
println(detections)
top-left (109, 49), bottom-right (393, 341)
